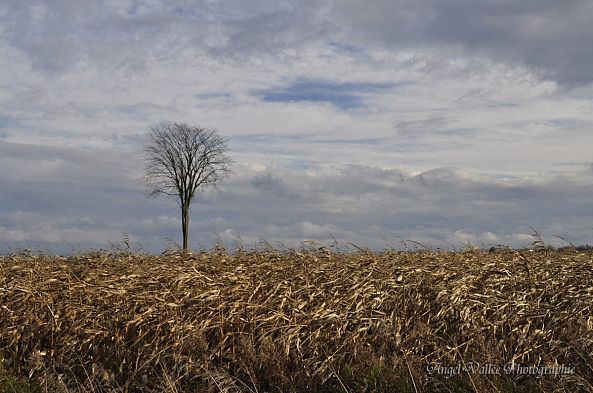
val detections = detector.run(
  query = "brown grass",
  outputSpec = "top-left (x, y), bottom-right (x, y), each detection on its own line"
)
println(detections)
top-left (1, 248), bottom-right (592, 392)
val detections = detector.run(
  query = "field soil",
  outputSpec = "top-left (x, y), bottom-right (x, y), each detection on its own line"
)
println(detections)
top-left (1, 248), bottom-right (592, 392)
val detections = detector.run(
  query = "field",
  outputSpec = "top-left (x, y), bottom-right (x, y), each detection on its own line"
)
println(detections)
top-left (1, 247), bottom-right (592, 392)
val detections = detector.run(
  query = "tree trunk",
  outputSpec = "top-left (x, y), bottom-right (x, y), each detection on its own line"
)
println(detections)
top-left (181, 204), bottom-right (189, 252)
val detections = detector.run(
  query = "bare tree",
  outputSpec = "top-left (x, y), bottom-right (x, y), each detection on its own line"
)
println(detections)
top-left (144, 121), bottom-right (232, 252)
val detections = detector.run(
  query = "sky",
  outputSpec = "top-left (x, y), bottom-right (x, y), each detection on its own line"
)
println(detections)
top-left (1, 0), bottom-right (592, 253)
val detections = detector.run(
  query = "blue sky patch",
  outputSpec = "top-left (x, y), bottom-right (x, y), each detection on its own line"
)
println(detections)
top-left (256, 79), bottom-right (400, 109)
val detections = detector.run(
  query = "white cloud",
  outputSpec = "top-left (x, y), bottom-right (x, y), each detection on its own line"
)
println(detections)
top-left (0, 1), bottom-right (592, 252)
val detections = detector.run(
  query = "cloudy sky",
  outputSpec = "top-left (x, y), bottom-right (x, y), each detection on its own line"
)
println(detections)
top-left (1, 0), bottom-right (592, 253)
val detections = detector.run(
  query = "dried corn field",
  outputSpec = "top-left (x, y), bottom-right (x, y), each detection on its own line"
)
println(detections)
top-left (1, 249), bottom-right (593, 392)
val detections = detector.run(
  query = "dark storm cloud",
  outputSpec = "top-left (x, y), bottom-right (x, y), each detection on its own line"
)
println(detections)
top-left (251, 172), bottom-right (291, 198)
top-left (333, 0), bottom-right (593, 86)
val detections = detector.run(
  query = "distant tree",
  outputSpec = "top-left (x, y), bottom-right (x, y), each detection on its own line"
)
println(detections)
top-left (144, 121), bottom-right (232, 252)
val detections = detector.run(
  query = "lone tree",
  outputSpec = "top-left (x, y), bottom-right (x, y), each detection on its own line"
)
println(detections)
top-left (144, 121), bottom-right (232, 252)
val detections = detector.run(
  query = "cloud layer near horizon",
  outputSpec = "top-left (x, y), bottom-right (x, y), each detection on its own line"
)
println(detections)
top-left (1, 140), bottom-right (591, 252)
top-left (0, 1), bottom-right (592, 252)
